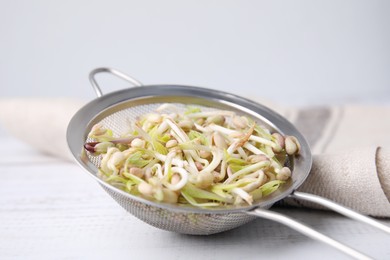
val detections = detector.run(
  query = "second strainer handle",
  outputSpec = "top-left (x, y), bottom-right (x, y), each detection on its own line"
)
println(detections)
top-left (290, 191), bottom-right (390, 234)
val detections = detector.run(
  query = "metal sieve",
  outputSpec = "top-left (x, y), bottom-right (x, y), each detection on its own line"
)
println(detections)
top-left (67, 68), bottom-right (390, 259)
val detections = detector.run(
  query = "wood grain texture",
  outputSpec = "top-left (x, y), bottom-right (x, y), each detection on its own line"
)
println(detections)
top-left (0, 136), bottom-right (389, 260)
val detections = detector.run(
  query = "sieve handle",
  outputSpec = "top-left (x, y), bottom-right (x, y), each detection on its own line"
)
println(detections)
top-left (89, 67), bottom-right (143, 97)
top-left (289, 191), bottom-right (390, 234)
top-left (247, 208), bottom-right (372, 259)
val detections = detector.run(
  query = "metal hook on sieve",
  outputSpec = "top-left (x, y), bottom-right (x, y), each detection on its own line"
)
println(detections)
top-left (89, 67), bottom-right (143, 97)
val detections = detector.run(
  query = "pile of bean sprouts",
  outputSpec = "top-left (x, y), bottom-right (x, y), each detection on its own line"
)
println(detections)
top-left (84, 104), bottom-right (300, 208)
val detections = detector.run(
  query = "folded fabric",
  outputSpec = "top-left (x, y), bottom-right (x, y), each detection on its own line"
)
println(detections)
top-left (280, 147), bottom-right (390, 217)
top-left (0, 98), bottom-right (389, 217)
top-left (0, 98), bottom-right (84, 161)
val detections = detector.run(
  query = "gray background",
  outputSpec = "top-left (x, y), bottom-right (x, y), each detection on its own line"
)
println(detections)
top-left (1, 0), bottom-right (389, 105)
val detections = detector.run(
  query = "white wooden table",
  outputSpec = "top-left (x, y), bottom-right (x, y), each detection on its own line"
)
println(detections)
top-left (1, 134), bottom-right (389, 260)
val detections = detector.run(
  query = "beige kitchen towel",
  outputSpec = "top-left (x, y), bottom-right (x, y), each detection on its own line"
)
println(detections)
top-left (0, 98), bottom-right (85, 161)
top-left (280, 147), bottom-right (390, 217)
top-left (0, 98), bottom-right (389, 217)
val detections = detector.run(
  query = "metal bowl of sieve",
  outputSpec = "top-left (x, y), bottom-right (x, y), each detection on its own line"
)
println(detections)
top-left (67, 68), bottom-right (390, 260)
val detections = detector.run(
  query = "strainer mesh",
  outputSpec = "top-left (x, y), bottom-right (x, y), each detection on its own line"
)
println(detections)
top-left (86, 102), bottom-right (272, 234)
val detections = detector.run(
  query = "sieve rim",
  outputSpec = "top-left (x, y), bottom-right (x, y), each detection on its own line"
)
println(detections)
top-left (67, 84), bottom-right (312, 214)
